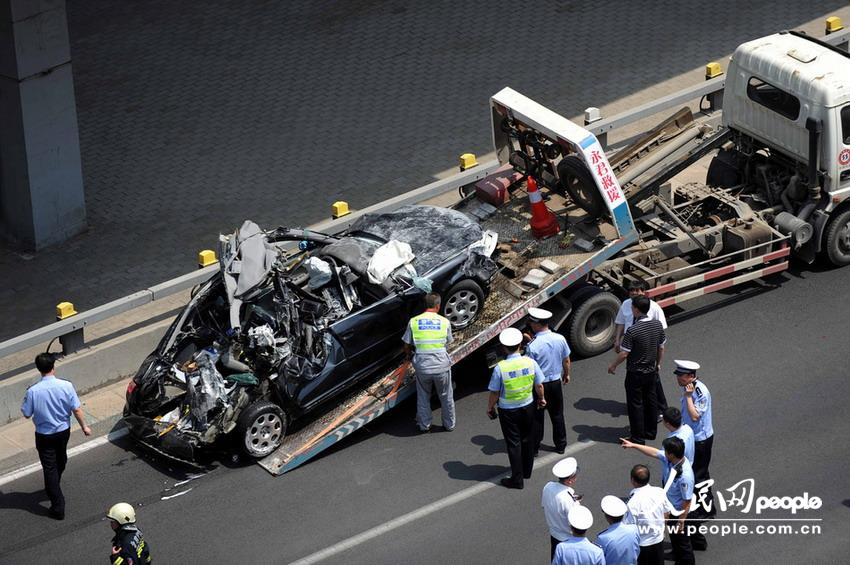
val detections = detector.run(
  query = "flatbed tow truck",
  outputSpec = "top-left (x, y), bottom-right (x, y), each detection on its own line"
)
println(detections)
top-left (261, 30), bottom-right (847, 475)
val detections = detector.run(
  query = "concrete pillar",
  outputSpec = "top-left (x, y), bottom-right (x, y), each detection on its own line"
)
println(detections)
top-left (0, 0), bottom-right (85, 250)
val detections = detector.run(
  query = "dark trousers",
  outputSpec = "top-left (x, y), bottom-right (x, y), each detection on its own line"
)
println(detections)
top-left (668, 521), bottom-right (695, 565)
top-left (637, 541), bottom-right (664, 565)
top-left (550, 536), bottom-right (561, 561)
top-left (534, 380), bottom-right (566, 453)
top-left (35, 428), bottom-right (71, 514)
top-left (625, 370), bottom-right (658, 443)
top-left (655, 374), bottom-right (668, 414)
top-left (689, 434), bottom-right (716, 543)
top-left (498, 403), bottom-right (535, 484)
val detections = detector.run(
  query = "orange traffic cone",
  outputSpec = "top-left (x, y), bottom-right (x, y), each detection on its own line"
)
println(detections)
top-left (527, 176), bottom-right (560, 238)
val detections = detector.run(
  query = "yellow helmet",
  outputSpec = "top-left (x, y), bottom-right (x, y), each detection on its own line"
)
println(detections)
top-left (106, 502), bottom-right (136, 524)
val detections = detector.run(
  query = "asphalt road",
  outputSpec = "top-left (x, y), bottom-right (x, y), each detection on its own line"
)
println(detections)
top-left (1, 256), bottom-right (847, 564)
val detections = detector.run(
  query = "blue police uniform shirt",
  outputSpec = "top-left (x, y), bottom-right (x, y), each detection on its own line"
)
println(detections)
top-left (681, 380), bottom-right (713, 441)
top-left (487, 353), bottom-right (544, 410)
top-left (597, 521), bottom-right (640, 565)
top-left (552, 537), bottom-right (606, 565)
top-left (21, 376), bottom-right (81, 434)
top-left (669, 424), bottom-right (695, 463)
top-left (526, 329), bottom-right (571, 383)
top-left (656, 450), bottom-right (695, 511)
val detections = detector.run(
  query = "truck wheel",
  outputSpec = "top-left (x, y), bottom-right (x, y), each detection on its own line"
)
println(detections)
top-left (441, 279), bottom-right (484, 330)
top-left (706, 148), bottom-right (743, 188)
top-left (825, 209), bottom-right (850, 266)
top-left (557, 155), bottom-right (607, 219)
top-left (567, 290), bottom-right (621, 357)
top-left (236, 401), bottom-right (286, 459)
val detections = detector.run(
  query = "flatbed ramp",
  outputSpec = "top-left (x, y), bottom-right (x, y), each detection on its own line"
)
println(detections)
top-left (258, 186), bottom-right (636, 475)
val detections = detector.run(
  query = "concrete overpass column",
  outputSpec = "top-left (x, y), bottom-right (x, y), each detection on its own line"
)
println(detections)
top-left (0, 0), bottom-right (85, 250)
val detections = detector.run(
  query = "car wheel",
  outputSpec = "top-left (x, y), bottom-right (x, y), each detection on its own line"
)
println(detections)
top-left (825, 209), bottom-right (850, 266)
top-left (566, 290), bottom-right (621, 357)
top-left (442, 279), bottom-right (485, 330)
top-left (557, 155), bottom-right (607, 219)
top-left (236, 400), bottom-right (286, 459)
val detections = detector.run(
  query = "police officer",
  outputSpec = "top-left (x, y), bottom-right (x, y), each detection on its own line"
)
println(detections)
top-left (403, 293), bottom-right (455, 432)
top-left (487, 328), bottom-right (545, 489)
top-left (674, 360), bottom-right (714, 549)
top-left (542, 457), bottom-right (581, 560)
top-left (525, 307), bottom-right (571, 455)
top-left (552, 506), bottom-right (605, 565)
top-left (107, 502), bottom-right (152, 564)
top-left (597, 495), bottom-right (641, 565)
top-left (20, 353), bottom-right (92, 520)
top-left (620, 436), bottom-right (695, 565)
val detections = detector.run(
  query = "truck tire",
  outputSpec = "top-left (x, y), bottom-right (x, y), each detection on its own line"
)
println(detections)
top-left (236, 400), bottom-right (286, 459)
top-left (824, 209), bottom-right (850, 266)
top-left (441, 279), bottom-right (485, 330)
top-left (566, 290), bottom-right (621, 357)
top-left (706, 148), bottom-right (743, 188)
top-left (557, 155), bottom-right (607, 219)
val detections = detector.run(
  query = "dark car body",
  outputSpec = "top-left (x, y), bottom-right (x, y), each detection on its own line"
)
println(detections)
top-left (124, 205), bottom-right (497, 462)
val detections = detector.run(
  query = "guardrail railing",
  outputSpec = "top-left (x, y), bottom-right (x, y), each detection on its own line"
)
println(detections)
top-left (3, 24), bottom-right (848, 361)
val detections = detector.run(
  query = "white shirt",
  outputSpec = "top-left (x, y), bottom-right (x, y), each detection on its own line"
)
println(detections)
top-left (624, 484), bottom-right (673, 546)
top-left (542, 482), bottom-right (578, 541)
top-left (615, 298), bottom-right (667, 338)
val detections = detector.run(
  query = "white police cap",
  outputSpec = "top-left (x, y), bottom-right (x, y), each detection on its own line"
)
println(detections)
top-left (499, 327), bottom-right (523, 347)
top-left (552, 457), bottom-right (578, 478)
top-left (600, 495), bottom-right (628, 518)
top-left (673, 360), bottom-right (700, 375)
top-left (568, 505), bottom-right (593, 530)
top-left (528, 307), bottom-right (553, 322)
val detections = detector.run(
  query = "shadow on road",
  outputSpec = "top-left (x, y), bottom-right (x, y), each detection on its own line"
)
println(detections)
top-left (573, 397), bottom-right (627, 418)
top-left (0, 488), bottom-right (50, 517)
top-left (443, 461), bottom-right (506, 481)
top-left (470, 434), bottom-right (505, 456)
top-left (572, 424), bottom-right (626, 444)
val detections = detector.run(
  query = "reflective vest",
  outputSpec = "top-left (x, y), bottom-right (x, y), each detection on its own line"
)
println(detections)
top-left (497, 356), bottom-right (536, 402)
top-left (409, 312), bottom-right (449, 351)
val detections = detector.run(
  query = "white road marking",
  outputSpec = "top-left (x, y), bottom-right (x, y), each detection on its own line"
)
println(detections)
top-left (288, 440), bottom-right (596, 565)
top-left (0, 427), bottom-right (129, 488)
top-left (161, 488), bottom-right (193, 500)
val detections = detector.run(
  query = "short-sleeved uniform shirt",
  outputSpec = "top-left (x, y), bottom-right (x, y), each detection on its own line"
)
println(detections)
top-left (597, 521), bottom-right (641, 565)
top-left (21, 376), bottom-right (81, 434)
top-left (669, 424), bottom-right (695, 463)
top-left (526, 329), bottom-right (571, 383)
top-left (656, 450), bottom-right (695, 511)
top-left (552, 537), bottom-right (606, 565)
top-left (541, 482), bottom-right (578, 541)
top-left (682, 380), bottom-right (713, 441)
top-left (402, 315), bottom-right (453, 374)
top-left (487, 353), bottom-right (544, 409)
top-left (620, 317), bottom-right (666, 374)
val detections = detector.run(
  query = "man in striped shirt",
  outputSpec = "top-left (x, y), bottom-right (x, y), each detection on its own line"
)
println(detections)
top-left (608, 296), bottom-right (666, 444)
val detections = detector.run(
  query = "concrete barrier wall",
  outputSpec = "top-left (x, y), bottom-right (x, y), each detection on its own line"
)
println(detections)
top-left (0, 319), bottom-right (171, 425)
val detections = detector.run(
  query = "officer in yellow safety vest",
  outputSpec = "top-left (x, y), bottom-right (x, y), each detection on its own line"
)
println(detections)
top-left (403, 293), bottom-right (455, 433)
top-left (487, 327), bottom-right (546, 489)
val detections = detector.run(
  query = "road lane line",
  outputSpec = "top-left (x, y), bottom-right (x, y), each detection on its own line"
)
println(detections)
top-left (288, 440), bottom-right (596, 565)
top-left (0, 427), bottom-right (128, 487)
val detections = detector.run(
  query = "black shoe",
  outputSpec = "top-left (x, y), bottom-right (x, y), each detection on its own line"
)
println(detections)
top-left (48, 508), bottom-right (65, 520)
top-left (418, 427), bottom-right (431, 434)
top-left (442, 426), bottom-right (454, 432)
top-left (555, 446), bottom-right (566, 454)
top-left (500, 478), bottom-right (523, 490)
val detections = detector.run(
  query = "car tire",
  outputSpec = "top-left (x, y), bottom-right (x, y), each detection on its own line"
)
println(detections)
top-left (441, 279), bottom-right (485, 330)
top-left (236, 400), bottom-right (286, 459)
top-left (566, 290), bottom-right (621, 357)
top-left (557, 155), bottom-right (607, 219)
top-left (824, 208), bottom-right (850, 266)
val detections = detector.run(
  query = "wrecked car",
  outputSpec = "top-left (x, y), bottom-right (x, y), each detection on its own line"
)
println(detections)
top-left (124, 205), bottom-right (498, 462)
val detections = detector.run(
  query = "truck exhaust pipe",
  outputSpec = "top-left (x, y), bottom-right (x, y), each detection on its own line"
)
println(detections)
top-left (797, 118), bottom-right (822, 222)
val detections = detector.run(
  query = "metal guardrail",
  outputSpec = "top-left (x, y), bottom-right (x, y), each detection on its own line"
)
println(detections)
top-left (3, 25), bottom-right (849, 361)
